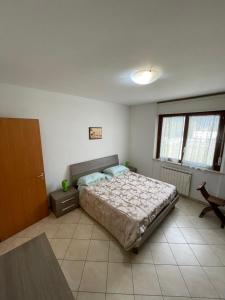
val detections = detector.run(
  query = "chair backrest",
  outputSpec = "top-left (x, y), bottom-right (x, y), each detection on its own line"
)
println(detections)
top-left (197, 181), bottom-right (210, 200)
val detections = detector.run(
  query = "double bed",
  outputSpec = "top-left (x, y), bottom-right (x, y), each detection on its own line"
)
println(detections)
top-left (70, 155), bottom-right (179, 252)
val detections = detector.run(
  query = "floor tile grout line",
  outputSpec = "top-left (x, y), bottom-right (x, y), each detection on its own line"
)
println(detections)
top-left (185, 243), bottom-right (202, 267)
top-left (167, 242), bottom-right (191, 297)
top-left (71, 289), bottom-right (224, 299)
top-left (77, 238), bottom-right (91, 293)
top-left (105, 238), bottom-right (110, 298)
top-left (200, 265), bottom-right (222, 299)
top-left (153, 262), bottom-right (163, 296)
top-left (189, 243), bottom-right (225, 267)
top-left (130, 261), bottom-right (135, 296)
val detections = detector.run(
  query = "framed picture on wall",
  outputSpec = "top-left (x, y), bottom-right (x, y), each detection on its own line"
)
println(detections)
top-left (89, 127), bottom-right (102, 139)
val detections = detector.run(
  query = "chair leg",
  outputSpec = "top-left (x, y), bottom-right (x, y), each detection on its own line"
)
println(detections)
top-left (132, 247), bottom-right (139, 254)
top-left (199, 206), bottom-right (213, 218)
top-left (211, 203), bottom-right (225, 229)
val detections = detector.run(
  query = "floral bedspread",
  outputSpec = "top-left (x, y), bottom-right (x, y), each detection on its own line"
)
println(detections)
top-left (79, 171), bottom-right (177, 250)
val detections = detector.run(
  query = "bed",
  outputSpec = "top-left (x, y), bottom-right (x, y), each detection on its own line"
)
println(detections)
top-left (70, 155), bottom-right (179, 252)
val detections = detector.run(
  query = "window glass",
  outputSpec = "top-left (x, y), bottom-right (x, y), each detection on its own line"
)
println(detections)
top-left (183, 115), bottom-right (220, 168)
top-left (160, 116), bottom-right (185, 161)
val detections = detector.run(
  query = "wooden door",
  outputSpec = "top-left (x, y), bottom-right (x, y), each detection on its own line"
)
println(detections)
top-left (0, 118), bottom-right (48, 241)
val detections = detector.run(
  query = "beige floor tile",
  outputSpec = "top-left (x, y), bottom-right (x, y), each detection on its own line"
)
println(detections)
top-left (15, 223), bottom-right (41, 238)
top-left (135, 296), bottom-right (163, 300)
top-left (131, 242), bottom-right (153, 263)
top-left (54, 224), bottom-right (77, 238)
top-left (74, 224), bottom-right (94, 239)
top-left (92, 224), bottom-right (111, 240)
top-left (0, 237), bottom-right (31, 255)
top-left (60, 209), bottom-right (82, 224)
top-left (174, 215), bottom-right (194, 228)
top-left (61, 260), bottom-right (85, 291)
top-left (79, 261), bottom-right (107, 292)
top-left (132, 264), bottom-right (161, 295)
top-left (77, 292), bottom-right (105, 300)
top-left (169, 244), bottom-right (199, 266)
top-left (204, 267), bottom-right (225, 298)
top-left (57, 259), bottom-right (63, 266)
top-left (0, 237), bottom-right (17, 254)
top-left (213, 229), bottom-right (225, 240)
top-left (180, 227), bottom-right (206, 244)
top-left (156, 265), bottom-right (189, 296)
top-left (45, 213), bottom-right (62, 224)
top-left (163, 297), bottom-right (190, 300)
top-left (180, 266), bottom-right (218, 298)
top-left (0, 241), bottom-right (10, 255)
top-left (148, 229), bottom-right (167, 243)
top-left (65, 239), bottom-right (90, 260)
top-left (190, 298), bottom-right (219, 300)
top-left (161, 215), bottom-right (177, 229)
top-left (210, 245), bottom-right (225, 266)
top-left (87, 240), bottom-right (109, 261)
top-left (170, 205), bottom-right (186, 215)
top-left (107, 263), bottom-right (133, 294)
top-left (39, 223), bottom-right (59, 238)
top-left (198, 229), bottom-right (225, 245)
top-left (190, 244), bottom-right (223, 266)
top-left (184, 204), bottom-right (204, 216)
top-left (49, 238), bottom-right (70, 259)
top-left (11, 237), bottom-right (31, 248)
top-left (150, 243), bottom-right (176, 265)
top-left (109, 241), bottom-right (131, 263)
top-left (107, 294), bottom-right (134, 300)
top-left (188, 216), bottom-right (219, 229)
top-left (79, 212), bottom-right (95, 225)
top-left (164, 228), bottom-right (186, 244)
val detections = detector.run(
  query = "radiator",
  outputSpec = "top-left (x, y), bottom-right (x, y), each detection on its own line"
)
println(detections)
top-left (160, 166), bottom-right (192, 196)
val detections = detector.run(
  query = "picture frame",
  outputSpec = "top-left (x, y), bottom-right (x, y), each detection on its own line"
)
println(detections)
top-left (89, 127), bottom-right (102, 140)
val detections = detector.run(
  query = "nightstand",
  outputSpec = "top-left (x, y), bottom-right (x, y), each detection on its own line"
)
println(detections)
top-left (50, 187), bottom-right (79, 217)
top-left (128, 166), bottom-right (137, 173)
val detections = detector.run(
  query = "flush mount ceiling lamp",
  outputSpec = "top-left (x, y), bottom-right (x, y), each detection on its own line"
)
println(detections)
top-left (131, 68), bottom-right (160, 85)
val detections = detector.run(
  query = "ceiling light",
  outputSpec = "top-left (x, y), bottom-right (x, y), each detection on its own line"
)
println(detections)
top-left (131, 69), bottom-right (159, 85)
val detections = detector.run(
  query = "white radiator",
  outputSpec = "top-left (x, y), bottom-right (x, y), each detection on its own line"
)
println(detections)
top-left (161, 166), bottom-right (192, 196)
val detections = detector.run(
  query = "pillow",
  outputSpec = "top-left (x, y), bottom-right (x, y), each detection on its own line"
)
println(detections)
top-left (104, 174), bottom-right (113, 180)
top-left (103, 165), bottom-right (129, 176)
top-left (77, 172), bottom-right (106, 187)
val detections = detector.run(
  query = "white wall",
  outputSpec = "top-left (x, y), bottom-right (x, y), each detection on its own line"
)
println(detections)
top-left (129, 103), bottom-right (157, 178)
top-left (129, 95), bottom-right (225, 202)
top-left (0, 83), bottom-right (130, 193)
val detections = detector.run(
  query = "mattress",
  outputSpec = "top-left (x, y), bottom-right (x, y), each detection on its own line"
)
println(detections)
top-left (79, 171), bottom-right (177, 250)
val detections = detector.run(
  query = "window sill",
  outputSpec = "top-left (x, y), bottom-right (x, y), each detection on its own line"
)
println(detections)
top-left (152, 158), bottom-right (225, 175)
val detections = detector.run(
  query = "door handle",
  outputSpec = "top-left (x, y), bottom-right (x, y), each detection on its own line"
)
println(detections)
top-left (37, 172), bottom-right (44, 178)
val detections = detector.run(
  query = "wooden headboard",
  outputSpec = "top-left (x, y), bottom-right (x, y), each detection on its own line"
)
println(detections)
top-left (70, 154), bottom-right (119, 186)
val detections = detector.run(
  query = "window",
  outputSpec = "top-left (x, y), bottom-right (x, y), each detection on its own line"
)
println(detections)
top-left (156, 111), bottom-right (225, 171)
top-left (160, 116), bottom-right (185, 162)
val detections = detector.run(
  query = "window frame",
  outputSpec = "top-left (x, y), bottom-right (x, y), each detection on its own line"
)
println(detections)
top-left (156, 110), bottom-right (225, 171)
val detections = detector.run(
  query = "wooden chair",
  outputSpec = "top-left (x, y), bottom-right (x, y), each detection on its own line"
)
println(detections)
top-left (197, 182), bottom-right (225, 228)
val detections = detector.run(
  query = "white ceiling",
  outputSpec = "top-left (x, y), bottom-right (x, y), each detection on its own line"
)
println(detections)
top-left (0, 0), bottom-right (225, 105)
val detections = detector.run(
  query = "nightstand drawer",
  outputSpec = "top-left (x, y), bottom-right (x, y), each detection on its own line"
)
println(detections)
top-left (56, 196), bottom-right (78, 211)
top-left (55, 201), bottom-right (78, 217)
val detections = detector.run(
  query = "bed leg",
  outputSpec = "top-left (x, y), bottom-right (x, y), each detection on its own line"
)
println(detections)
top-left (133, 247), bottom-right (139, 254)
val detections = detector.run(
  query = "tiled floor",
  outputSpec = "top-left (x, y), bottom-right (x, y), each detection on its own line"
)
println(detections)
top-left (1, 197), bottom-right (225, 300)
